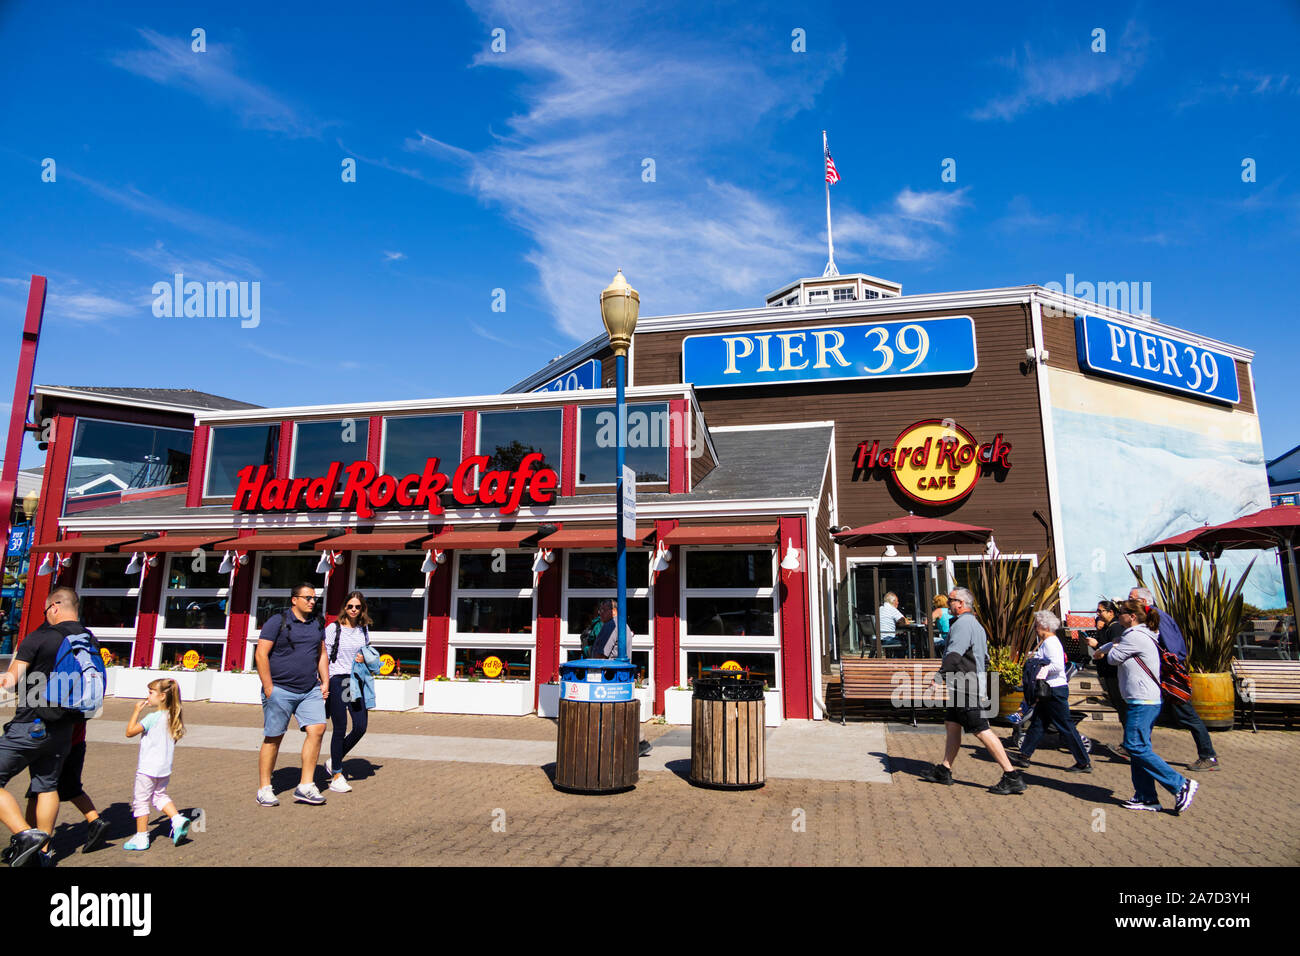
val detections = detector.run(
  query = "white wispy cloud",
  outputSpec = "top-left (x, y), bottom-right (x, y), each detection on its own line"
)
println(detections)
top-left (1, 276), bottom-right (137, 322)
top-left (111, 28), bottom-right (324, 137)
top-left (124, 240), bottom-right (263, 280)
top-left (382, 251), bottom-right (407, 261)
top-left (240, 341), bottom-right (312, 367)
top-left (60, 168), bottom-right (255, 243)
top-left (1178, 70), bottom-right (1300, 110)
top-left (832, 188), bottom-right (970, 262)
top-left (470, 321), bottom-right (530, 350)
top-left (390, 0), bottom-right (884, 338)
top-left (972, 21), bottom-right (1149, 121)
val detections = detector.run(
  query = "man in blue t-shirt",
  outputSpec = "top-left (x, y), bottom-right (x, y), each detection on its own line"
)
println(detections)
top-left (255, 583), bottom-right (330, 807)
top-left (1129, 587), bottom-right (1219, 771)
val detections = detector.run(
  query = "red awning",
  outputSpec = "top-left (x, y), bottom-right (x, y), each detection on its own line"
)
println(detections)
top-left (30, 534), bottom-right (157, 554)
top-left (140, 532), bottom-right (240, 553)
top-left (324, 530), bottom-right (438, 551)
top-left (426, 529), bottom-right (536, 549)
top-left (661, 524), bottom-right (779, 546)
top-left (208, 530), bottom-right (340, 551)
top-left (540, 526), bottom-right (655, 548)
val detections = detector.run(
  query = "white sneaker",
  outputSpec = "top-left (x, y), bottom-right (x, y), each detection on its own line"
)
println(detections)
top-left (255, 786), bottom-right (279, 807)
top-left (329, 774), bottom-right (353, 793)
top-left (293, 783), bottom-right (326, 805)
top-left (325, 759), bottom-right (335, 776)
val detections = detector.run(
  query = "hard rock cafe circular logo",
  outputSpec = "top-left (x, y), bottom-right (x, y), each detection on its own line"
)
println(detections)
top-left (379, 654), bottom-right (397, 676)
top-left (889, 421), bottom-right (982, 505)
top-left (482, 656), bottom-right (504, 678)
top-left (720, 660), bottom-right (742, 671)
top-left (182, 650), bottom-right (201, 670)
top-left (100, 647), bottom-right (113, 666)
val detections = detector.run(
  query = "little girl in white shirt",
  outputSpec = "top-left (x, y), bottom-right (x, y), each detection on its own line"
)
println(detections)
top-left (124, 678), bottom-right (191, 850)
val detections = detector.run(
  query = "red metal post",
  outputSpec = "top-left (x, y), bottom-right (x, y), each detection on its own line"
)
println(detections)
top-left (534, 552), bottom-right (562, 703)
top-left (652, 518), bottom-right (680, 714)
top-left (1, 277), bottom-right (47, 606)
top-left (778, 515), bottom-right (812, 719)
top-left (185, 425), bottom-right (210, 506)
top-left (424, 552), bottom-right (454, 680)
top-left (668, 399), bottom-right (689, 494)
top-left (560, 404), bottom-right (577, 497)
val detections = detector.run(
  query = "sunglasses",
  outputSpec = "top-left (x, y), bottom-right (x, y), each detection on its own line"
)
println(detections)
top-left (345, 603), bottom-right (362, 610)
top-left (295, 594), bottom-right (318, 602)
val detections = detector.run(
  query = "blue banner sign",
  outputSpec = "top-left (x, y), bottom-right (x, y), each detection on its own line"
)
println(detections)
top-left (533, 358), bottom-right (602, 393)
top-left (682, 315), bottom-right (977, 389)
top-left (6, 526), bottom-right (31, 557)
top-left (1075, 315), bottom-right (1239, 404)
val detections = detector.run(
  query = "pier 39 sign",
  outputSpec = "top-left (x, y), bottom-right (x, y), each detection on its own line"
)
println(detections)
top-left (682, 315), bottom-right (977, 389)
top-left (1075, 314), bottom-right (1239, 404)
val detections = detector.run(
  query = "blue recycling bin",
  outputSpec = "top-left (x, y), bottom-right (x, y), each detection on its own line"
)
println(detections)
top-left (554, 658), bottom-right (639, 793)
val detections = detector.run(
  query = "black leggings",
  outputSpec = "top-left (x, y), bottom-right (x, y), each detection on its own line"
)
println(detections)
top-left (327, 675), bottom-right (369, 769)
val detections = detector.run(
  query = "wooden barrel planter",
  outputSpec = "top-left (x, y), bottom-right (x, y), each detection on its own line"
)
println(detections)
top-left (689, 676), bottom-right (765, 790)
top-left (1189, 671), bottom-right (1235, 730)
top-left (998, 688), bottom-right (1023, 718)
top-left (554, 698), bottom-right (639, 794)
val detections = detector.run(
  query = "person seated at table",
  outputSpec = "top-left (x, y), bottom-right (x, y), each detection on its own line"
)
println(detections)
top-left (878, 593), bottom-right (911, 645)
top-left (931, 595), bottom-right (951, 651)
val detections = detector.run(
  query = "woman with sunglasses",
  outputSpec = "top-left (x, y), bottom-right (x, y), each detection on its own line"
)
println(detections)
top-left (324, 591), bottom-right (372, 794)
top-left (1092, 599), bottom-right (1127, 726)
top-left (1087, 599), bottom-right (1199, 814)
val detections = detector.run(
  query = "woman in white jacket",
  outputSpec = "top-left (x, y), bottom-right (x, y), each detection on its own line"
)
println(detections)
top-left (1088, 599), bottom-right (1199, 814)
top-left (1008, 611), bottom-right (1091, 774)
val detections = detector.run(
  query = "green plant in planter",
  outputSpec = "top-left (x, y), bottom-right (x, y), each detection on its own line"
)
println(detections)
top-left (966, 555), bottom-right (1070, 661)
top-left (1131, 553), bottom-right (1254, 674)
top-left (986, 644), bottom-right (1023, 691)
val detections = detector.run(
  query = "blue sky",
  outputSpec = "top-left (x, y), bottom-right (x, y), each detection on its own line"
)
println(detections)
top-left (1, 0), bottom-right (1298, 469)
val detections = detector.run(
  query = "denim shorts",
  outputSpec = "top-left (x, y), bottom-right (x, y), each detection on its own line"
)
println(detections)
top-left (261, 685), bottom-right (326, 737)
top-left (0, 719), bottom-right (73, 793)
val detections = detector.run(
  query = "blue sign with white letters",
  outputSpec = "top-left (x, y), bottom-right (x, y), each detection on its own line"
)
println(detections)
top-left (1075, 315), bottom-right (1239, 404)
top-left (682, 316), bottom-right (978, 389)
top-left (533, 358), bottom-right (602, 393)
top-left (6, 526), bottom-right (31, 557)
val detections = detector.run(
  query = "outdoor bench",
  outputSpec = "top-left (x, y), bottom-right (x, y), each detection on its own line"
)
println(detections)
top-left (838, 657), bottom-right (943, 725)
top-left (1231, 659), bottom-right (1300, 732)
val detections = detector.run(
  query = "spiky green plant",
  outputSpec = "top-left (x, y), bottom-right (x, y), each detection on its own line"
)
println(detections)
top-left (1129, 553), bottom-right (1255, 674)
top-left (966, 557), bottom-right (1070, 662)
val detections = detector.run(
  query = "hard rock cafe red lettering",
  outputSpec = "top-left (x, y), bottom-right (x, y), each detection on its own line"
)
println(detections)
top-left (855, 421), bottom-right (1013, 506)
top-left (856, 432), bottom-right (1012, 471)
top-left (231, 455), bottom-right (554, 518)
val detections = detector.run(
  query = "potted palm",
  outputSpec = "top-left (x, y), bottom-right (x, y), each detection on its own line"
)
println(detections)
top-left (1134, 553), bottom-right (1254, 730)
top-left (966, 555), bottom-right (1069, 717)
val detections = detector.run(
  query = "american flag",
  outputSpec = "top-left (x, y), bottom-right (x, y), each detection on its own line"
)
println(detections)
top-left (824, 145), bottom-right (840, 185)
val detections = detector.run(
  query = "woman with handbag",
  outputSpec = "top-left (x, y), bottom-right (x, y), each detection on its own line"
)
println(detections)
top-left (1008, 610), bottom-right (1092, 774)
top-left (1087, 599), bottom-right (1199, 814)
top-left (324, 591), bottom-right (373, 794)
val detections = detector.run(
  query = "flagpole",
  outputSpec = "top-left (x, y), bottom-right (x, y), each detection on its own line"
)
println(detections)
top-left (823, 130), bottom-right (838, 277)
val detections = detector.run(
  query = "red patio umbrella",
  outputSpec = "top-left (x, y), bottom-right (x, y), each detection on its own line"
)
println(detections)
top-left (1188, 505), bottom-right (1300, 620)
top-left (834, 514), bottom-right (992, 656)
top-left (1130, 524), bottom-right (1223, 568)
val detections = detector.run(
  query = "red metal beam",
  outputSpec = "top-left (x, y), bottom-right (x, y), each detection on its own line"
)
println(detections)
top-left (0, 276), bottom-right (47, 591)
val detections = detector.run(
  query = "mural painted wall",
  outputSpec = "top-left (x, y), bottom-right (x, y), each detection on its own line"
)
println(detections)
top-left (1048, 368), bottom-right (1284, 611)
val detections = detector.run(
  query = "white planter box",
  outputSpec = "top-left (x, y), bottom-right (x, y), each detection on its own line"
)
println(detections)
top-left (422, 679), bottom-right (533, 716)
top-left (209, 672), bottom-right (263, 705)
top-left (764, 690), bottom-right (782, 727)
top-left (664, 687), bottom-right (693, 725)
top-left (633, 686), bottom-right (653, 722)
top-left (373, 678), bottom-right (421, 711)
top-left (104, 666), bottom-right (123, 698)
top-left (115, 668), bottom-right (214, 701)
top-left (537, 683), bottom-right (560, 718)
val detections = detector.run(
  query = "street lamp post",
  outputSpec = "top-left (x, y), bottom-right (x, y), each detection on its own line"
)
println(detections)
top-left (600, 270), bottom-right (639, 662)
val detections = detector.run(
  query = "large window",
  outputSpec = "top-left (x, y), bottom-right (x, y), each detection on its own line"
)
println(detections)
top-left (451, 551), bottom-right (535, 679)
top-left (206, 424), bottom-right (280, 497)
top-left (945, 555), bottom-right (1038, 593)
top-left (476, 409), bottom-right (561, 481)
top-left (681, 547), bottom-right (780, 694)
top-left (382, 414), bottom-right (462, 478)
top-left (577, 403), bottom-right (669, 485)
top-left (159, 554), bottom-right (230, 634)
top-left (246, 552), bottom-right (323, 668)
top-left (292, 419), bottom-right (370, 479)
top-left (562, 550), bottom-right (652, 683)
top-left (63, 418), bottom-right (192, 513)
top-left (351, 553), bottom-right (428, 634)
top-left (77, 556), bottom-right (140, 663)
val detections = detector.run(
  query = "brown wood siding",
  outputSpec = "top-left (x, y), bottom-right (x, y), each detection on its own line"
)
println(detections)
top-left (1041, 312), bottom-right (1256, 415)
top-left (633, 303), bottom-right (1056, 558)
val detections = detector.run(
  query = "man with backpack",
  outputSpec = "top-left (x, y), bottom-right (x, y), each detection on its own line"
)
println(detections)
top-left (0, 587), bottom-right (105, 867)
top-left (1129, 587), bottom-right (1219, 771)
top-left (255, 583), bottom-right (330, 807)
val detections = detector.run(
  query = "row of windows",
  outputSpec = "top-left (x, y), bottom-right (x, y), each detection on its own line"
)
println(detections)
top-left (203, 403), bottom-right (673, 497)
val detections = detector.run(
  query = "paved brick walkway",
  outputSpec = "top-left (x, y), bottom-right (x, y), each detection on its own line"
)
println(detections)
top-left (5, 699), bottom-right (1297, 866)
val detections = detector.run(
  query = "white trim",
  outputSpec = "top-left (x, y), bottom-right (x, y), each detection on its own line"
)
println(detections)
top-left (75, 554), bottom-right (141, 644)
top-left (678, 545), bottom-right (781, 650)
top-left (1032, 299), bottom-right (1072, 613)
top-left (193, 384), bottom-right (696, 426)
top-left (709, 420), bottom-right (837, 432)
top-left (943, 553), bottom-right (1040, 592)
top-left (448, 551), bottom-right (538, 674)
top-left (34, 387), bottom-right (242, 418)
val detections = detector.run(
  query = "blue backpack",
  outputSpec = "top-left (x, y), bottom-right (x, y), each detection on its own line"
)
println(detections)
top-left (39, 624), bottom-right (107, 719)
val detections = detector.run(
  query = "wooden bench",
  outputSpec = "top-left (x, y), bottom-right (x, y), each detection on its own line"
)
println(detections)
top-left (838, 658), bottom-right (943, 725)
top-left (1232, 659), bottom-right (1300, 732)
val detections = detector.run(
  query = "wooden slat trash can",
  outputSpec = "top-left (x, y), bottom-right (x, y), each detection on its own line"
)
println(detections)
top-left (554, 659), bottom-right (639, 794)
top-left (689, 675), bottom-right (766, 790)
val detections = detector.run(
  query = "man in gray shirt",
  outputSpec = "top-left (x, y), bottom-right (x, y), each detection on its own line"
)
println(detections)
top-left (922, 587), bottom-right (1026, 794)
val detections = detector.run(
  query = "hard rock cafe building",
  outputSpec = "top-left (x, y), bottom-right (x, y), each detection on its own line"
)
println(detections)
top-left (21, 270), bottom-right (1272, 720)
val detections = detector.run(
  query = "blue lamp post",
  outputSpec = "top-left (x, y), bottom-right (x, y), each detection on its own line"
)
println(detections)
top-left (599, 270), bottom-right (639, 662)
